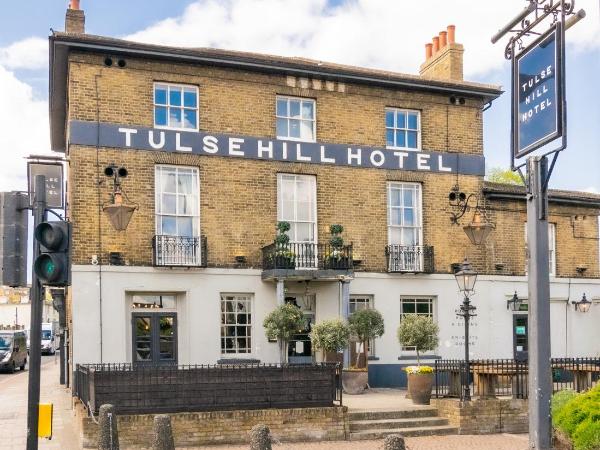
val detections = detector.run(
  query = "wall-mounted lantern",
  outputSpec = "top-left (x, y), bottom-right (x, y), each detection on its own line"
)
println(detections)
top-left (506, 291), bottom-right (522, 311)
top-left (102, 165), bottom-right (138, 231)
top-left (572, 293), bottom-right (592, 313)
top-left (449, 189), bottom-right (495, 246)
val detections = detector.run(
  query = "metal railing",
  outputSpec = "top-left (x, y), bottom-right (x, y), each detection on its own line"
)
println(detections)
top-left (434, 357), bottom-right (600, 400)
top-left (74, 363), bottom-right (342, 415)
top-left (153, 235), bottom-right (207, 267)
top-left (262, 242), bottom-right (353, 271)
top-left (386, 245), bottom-right (434, 273)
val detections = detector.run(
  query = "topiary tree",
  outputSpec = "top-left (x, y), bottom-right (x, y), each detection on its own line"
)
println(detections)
top-left (396, 315), bottom-right (439, 366)
top-left (348, 309), bottom-right (385, 369)
top-left (263, 303), bottom-right (305, 363)
top-left (310, 319), bottom-right (351, 362)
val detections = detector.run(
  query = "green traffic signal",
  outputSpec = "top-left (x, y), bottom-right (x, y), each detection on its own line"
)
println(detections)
top-left (33, 221), bottom-right (71, 286)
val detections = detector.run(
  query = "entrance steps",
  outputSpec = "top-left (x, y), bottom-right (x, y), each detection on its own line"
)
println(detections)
top-left (348, 407), bottom-right (458, 440)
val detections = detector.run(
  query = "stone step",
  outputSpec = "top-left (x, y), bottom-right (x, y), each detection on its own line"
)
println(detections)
top-left (349, 424), bottom-right (459, 440)
top-left (348, 407), bottom-right (438, 421)
top-left (349, 416), bottom-right (449, 432)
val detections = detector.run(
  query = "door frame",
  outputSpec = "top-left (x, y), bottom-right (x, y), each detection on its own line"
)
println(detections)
top-left (512, 314), bottom-right (528, 361)
top-left (131, 312), bottom-right (178, 366)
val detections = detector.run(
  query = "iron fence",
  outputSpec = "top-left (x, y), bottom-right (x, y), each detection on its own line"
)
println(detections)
top-left (74, 363), bottom-right (342, 415)
top-left (385, 245), bottom-right (434, 273)
top-left (152, 235), bottom-right (207, 267)
top-left (262, 242), bottom-right (353, 271)
top-left (434, 357), bottom-right (600, 400)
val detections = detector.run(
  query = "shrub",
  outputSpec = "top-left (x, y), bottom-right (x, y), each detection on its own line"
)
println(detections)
top-left (348, 308), bottom-right (384, 369)
top-left (263, 303), bottom-right (305, 363)
top-left (310, 319), bottom-right (351, 362)
top-left (396, 315), bottom-right (439, 366)
top-left (553, 385), bottom-right (600, 450)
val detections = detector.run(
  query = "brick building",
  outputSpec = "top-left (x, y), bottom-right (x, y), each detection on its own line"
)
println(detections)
top-left (50, 5), bottom-right (600, 387)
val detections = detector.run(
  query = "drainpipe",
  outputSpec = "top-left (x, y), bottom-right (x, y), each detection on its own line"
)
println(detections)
top-left (340, 280), bottom-right (351, 368)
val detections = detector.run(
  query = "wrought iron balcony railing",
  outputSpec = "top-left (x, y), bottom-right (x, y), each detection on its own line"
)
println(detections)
top-left (262, 242), bottom-right (353, 271)
top-left (385, 245), bottom-right (434, 273)
top-left (153, 235), bottom-right (207, 267)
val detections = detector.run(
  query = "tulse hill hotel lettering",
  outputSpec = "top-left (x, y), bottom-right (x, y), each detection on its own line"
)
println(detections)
top-left (50, 7), bottom-right (600, 388)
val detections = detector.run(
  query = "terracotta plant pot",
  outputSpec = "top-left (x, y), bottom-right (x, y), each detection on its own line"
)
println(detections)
top-left (342, 369), bottom-right (368, 394)
top-left (407, 372), bottom-right (434, 405)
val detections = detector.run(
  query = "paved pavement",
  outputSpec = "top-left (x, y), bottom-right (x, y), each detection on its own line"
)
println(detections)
top-left (201, 434), bottom-right (530, 450)
top-left (0, 353), bottom-right (79, 450)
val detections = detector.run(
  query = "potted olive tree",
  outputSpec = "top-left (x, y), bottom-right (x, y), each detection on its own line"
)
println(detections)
top-left (263, 303), bottom-right (305, 363)
top-left (310, 319), bottom-right (351, 363)
top-left (345, 308), bottom-right (385, 394)
top-left (397, 315), bottom-right (439, 405)
top-left (274, 221), bottom-right (295, 268)
top-left (324, 224), bottom-right (347, 269)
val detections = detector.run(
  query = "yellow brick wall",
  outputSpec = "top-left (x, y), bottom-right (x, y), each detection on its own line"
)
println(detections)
top-left (65, 52), bottom-right (600, 277)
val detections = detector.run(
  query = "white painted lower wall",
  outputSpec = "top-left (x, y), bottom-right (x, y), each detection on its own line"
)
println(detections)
top-left (71, 265), bottom-right (600, 370)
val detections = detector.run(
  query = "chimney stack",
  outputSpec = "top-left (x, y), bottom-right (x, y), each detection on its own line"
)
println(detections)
top-left (419, 24), bottom-right (464, 81)
top-left (65, 0), bottom-right (85, 34)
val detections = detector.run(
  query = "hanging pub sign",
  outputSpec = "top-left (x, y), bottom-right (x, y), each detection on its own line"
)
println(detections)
top-left (27, 161), bottom-right (64, 209)
top-left (512, 22), bottom-right (564, 159)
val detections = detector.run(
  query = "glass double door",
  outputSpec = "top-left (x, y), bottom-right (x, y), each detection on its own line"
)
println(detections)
top-left (286, 295), bottom-right (316, 364)
top-left (513, 314), bottom-right (529, 361)
top-left (132, 313), bottom-right (177, 365)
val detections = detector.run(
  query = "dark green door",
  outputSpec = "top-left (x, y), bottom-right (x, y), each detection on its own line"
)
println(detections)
top-left (513, 314), bottom-right (528, 361)
top-left (132, 313), bottom-right (177, 365)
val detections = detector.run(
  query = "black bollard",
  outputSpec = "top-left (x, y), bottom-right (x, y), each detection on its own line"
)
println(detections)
top-left (152, 415), bottom-right (175, 450)
top-left (383, 434), bottom-right (406, 450)
top-left (98, 404), bottom-right (119, 450)
top-left (249, 424), bottom-right (272, 450)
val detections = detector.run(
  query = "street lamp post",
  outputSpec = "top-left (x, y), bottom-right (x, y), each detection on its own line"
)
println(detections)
top-left (455, 258), bottom-right (478, 401)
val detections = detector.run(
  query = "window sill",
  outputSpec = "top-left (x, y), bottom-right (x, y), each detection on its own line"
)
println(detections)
top-left (276, 136), bottom-right (317, 144)
top-left (154, 125), bottom-right (199, 133)
top-left (385, 146), bottom-right (421, 152)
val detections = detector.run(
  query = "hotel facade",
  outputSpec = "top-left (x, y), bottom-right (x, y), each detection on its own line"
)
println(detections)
top-left (50, 7), bottom-right (600, 387)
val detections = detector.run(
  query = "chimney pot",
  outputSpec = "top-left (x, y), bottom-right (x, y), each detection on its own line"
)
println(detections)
top-left (432, 36), bottom-right (440, 54)
top-left (439, 31), bottom-right (447, 48)
top-left (69, 0), bottom-right (80, 10)
top-left (447, 25), bottom-right (456, 44)
top-left (425, 43), bottom-right (433, 59)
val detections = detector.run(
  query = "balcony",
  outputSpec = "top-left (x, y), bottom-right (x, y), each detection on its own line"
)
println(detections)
top-left (385, 245), bottom-right (434, 273)
top-left (153, 235), bottom-right (207, 267)
top-left (261, 242), bottom-right (353, 280)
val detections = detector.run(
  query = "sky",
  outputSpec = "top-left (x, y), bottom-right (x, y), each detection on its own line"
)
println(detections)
top-left (0, 0), bottom-right (598, 194)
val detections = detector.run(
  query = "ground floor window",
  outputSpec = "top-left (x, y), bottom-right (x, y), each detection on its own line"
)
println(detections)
top-left (221, 294), bottom-right (252, 354)
top-left (400, 296), bottom-right (434, 351)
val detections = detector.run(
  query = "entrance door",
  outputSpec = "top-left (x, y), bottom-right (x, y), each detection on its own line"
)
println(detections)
top-left (132, 313), bottom-right (177, 365)
top-left (286, 295), bottom-right (315, 364)
top-left (513, 314), bottom-right (528, 361)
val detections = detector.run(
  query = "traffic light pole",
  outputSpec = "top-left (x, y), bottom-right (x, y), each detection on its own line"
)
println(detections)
top-left (26, 174), bottom-right (46, 450)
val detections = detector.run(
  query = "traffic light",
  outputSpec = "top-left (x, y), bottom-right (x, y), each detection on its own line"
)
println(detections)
top-left (0, 192), bottom-right (29, 287)
top-left (33, 221), bottom-right (71, 286)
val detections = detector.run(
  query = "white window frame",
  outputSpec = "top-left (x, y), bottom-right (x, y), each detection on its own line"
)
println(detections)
top-left (277, 173), bottom-right (317, 244)
top-left (385, 108), bottom-right (421, 151)
top-left (220, 293), bottom-right (253, 355)
top-left (400, 296), bottom-right (436, 352)
top-left (276, 95), bottom-right (317, 142)
top-left (155, 165), bottom-right (200, 237)
top-left (387, 182), bottom-right (423, 246)
top-left (524, 222), bottom-right (556, 276)
top-left (349, 295), bottom-right (376, 356)
top-left (153, 82), bottom-right (199, 131)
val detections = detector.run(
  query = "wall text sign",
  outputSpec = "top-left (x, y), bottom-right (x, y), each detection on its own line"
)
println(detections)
top-left (69, 121), bottom-right (485, 176)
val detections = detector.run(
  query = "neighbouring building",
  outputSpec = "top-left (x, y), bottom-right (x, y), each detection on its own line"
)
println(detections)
top-left (49, 4), bottom-right (600, 388)
top-left (0, 286), bottom-right (57, 330)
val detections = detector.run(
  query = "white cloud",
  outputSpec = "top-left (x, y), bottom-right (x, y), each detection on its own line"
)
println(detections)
top-left (0, 37), bottom-right (48, 70)
top-left (0, 65), bottom-right (50, 192)
top-left (126, 0), bottom-right (600, 78)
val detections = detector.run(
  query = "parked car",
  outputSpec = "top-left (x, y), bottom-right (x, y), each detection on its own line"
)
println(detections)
top-left (0, 331), bottom-right (28, 372)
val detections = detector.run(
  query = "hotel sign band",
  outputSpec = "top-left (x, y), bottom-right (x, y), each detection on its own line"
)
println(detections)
top-left (512, 22), bottom-right (564, 159)
top-left (69, 121), bottom-right (485, 176)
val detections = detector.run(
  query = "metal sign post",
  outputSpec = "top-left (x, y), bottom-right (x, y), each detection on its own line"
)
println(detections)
top-left (491, 1), bottom-right (585, 448)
